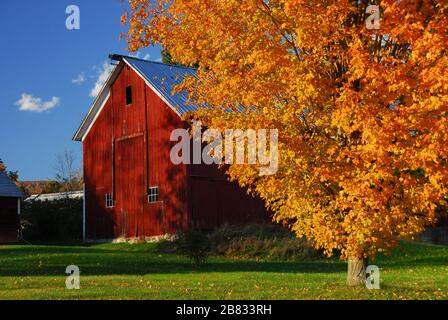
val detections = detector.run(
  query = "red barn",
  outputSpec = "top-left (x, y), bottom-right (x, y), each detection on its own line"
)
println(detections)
top-left (73, 55), bottom-right (269, 241)
top-left (0, 170), bottom-right (23, 243)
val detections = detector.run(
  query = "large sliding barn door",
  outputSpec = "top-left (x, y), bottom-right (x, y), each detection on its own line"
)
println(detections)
top-left (115, 134), bottom-right (145, 238)
top-left (190, 177), bottom-right (218, 230)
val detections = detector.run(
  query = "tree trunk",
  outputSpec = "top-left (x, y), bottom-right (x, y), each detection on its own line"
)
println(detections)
top-left (347, 257), bottom-right (367, 286)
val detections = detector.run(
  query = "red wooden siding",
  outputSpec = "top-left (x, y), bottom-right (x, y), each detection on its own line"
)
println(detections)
top-left (0, 197), bottom-right (19, 242)
top-left (188, 164), bottom-right (268, 230)
top-left (83, 97), bottom-right (114, 239)
top-left (115, 134), bottom-right (145, 238)
top-left (145, 85), bottom-right (189, 235)
top-left (113, 65), bottom-right (147, 138)
top-left (82, 62), bottom-right (269, 240)
top-left (112, 65), bottom-right (148, 238)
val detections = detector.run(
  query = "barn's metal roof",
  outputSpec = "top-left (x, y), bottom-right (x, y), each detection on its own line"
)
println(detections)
top-left (0, 171), bottom-right (23, 198)
top-left (123, 56), bottom-right (198, 115)
top-left (73, 55), bottom-right (198, 141)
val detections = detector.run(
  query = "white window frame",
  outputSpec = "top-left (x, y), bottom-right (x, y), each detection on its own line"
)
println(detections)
top-left (105, 193), bottom-right (115, 208)
top-left (148, 186), bottom-right (159, 203)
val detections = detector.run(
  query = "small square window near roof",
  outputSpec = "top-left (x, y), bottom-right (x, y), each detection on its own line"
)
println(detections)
top-left (126, 85), bottom-right (132, 105)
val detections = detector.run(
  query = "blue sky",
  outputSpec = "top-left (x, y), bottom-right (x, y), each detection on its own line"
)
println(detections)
top-left (0, 0), bottom-right (161, 181)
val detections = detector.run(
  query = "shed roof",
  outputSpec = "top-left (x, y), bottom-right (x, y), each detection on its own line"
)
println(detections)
top-left (73, 55), bottom-right (198, 141)
top-left (25, 190), bottom-right (83, 202)
top-left (0, 171), bottom-right (23, 198)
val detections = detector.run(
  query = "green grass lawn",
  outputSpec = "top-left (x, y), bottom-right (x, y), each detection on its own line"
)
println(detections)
top-left (0, 241), bottom-right (446, 300)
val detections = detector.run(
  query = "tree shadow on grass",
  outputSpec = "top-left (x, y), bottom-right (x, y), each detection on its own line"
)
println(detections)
top-left (0, 242), bottom-right (163, 257)
top-left (2, 242), bottom-right (445, 278)
top-left (0, 245), bottom-right (346, 277)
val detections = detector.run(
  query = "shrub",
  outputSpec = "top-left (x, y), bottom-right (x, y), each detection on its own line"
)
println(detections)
top-left (156, 224), bottom-right (322, 262)
top-left (209, 224), bottom-right (321, 261)
top-left (175, 229), bottom-right (211, 265)
top-left (21, 198), bottom-right (83, 242)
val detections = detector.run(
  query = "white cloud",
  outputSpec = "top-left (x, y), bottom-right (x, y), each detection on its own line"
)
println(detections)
top-left (155, 57), bottom-right (163, 62)
top-left (90, 61), bottom-right (114, 98)
top-left (15, 94), bottom-right (60, 113)
top-left (129, 51), bottom-right (150, 60)
top-left (72, 72), bottom-right (85, 84)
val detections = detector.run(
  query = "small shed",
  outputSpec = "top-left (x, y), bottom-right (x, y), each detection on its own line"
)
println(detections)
top-left (0, 171), bottom-right (23, 243)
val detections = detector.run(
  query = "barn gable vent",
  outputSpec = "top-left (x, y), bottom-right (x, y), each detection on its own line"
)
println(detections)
top-left (125, 86), bottom-right (133, 105)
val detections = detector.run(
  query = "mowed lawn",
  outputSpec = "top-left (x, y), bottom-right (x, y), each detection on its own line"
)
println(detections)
top-left (0, 241), bottom-right (446, 300)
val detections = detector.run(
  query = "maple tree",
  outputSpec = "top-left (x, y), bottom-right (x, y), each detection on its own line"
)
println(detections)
top-left (123, 0), bottom-right (448, 285)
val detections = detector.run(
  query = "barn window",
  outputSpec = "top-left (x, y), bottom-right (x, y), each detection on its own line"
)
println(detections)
top-left (105, 193), bottom-right (115, 208)
top-left (148, 187), bottom-right (159, 203)
top-left (125, 85), bottom-right (133, 105)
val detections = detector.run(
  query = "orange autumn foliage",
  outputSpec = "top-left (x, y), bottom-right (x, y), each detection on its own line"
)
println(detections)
top-left (123, 0), bottom-right (448, 260)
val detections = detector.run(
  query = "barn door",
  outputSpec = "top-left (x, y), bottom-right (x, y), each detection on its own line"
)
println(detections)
top-left (115, 134), bottom-right (145, 238)
top-left (144, 201), bottom-right (165, 236)
top-left (0, 197), bottom-right (19, 242)
top-left (191, 177), bottom-right (218, 230)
